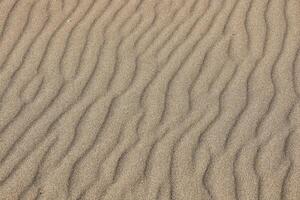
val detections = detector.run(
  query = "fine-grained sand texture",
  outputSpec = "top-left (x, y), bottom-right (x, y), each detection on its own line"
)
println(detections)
top-left (0, 0), bottom-right (300, 199)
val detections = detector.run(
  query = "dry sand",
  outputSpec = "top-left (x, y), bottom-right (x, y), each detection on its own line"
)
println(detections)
top-left (0, 0), bottom-right (300, 199)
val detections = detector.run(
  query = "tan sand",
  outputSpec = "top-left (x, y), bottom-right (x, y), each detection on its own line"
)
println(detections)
top-left (0, 0), bottom-right (300, 199)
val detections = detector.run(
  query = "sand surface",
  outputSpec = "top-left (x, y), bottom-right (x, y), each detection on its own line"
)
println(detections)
top-left (0, 0), bottom-right (300, 199)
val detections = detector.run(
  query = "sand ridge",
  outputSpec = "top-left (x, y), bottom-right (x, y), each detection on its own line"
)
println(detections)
top-left (0, 0), bottom-right (300, 199)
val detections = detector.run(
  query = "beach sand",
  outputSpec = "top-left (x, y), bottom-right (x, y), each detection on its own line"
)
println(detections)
top-left (0, 0), bottom-right (300, 199)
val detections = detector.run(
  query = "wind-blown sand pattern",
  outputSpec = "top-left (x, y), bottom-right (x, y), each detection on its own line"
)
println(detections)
top-left (0, 0), bottom-right (300, 199)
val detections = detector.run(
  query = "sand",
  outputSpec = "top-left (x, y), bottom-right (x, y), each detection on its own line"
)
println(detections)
top-left (0, 0), bottom-right (300, 199)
